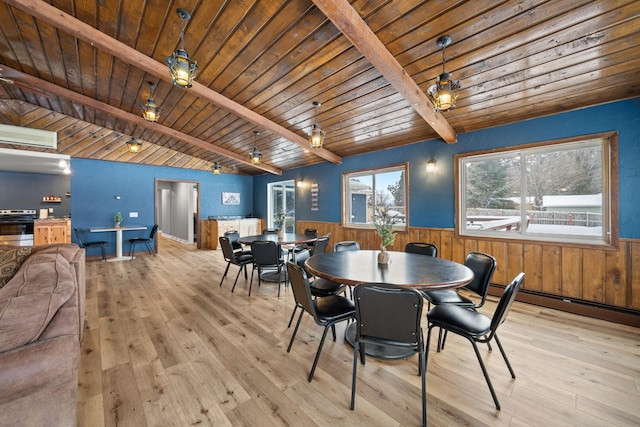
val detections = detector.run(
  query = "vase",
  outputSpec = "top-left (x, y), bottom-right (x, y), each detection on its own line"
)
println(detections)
top-left (278, 229), bottom-right (284, 238)
top-left (377, 246), bottom-right (389, 264)
top-left (115, 222), bottom-right (121, 228)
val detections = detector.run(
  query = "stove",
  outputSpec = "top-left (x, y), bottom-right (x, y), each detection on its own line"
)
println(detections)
top-left (0, 209), bottom-right (37, 247)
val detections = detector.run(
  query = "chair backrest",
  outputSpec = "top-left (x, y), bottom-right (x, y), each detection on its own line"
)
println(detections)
top-left (353, 283), bottom-right (424, 345)
top-left (251, 240), bottom-right (280, 265)
top-left (304, 228), bottom-right (318, 238)
top-left (286, 261), bottom-right (316, 317)
top-left (262, 228), bottom-right (278, 235)
top-left (463, 251), bottom-right (497, 308)
top-left (73, 228), bottom-right (86, 246)
top-left (224, 230), bottom-right (243, 250)
top-left (148, 224), bottom-right (159, 240)
top-left (405, 242), bottom-right (438, 257)
top-left (489, 272), bottom-right (525, 335)
top-left (334, 241), bottom-right (360, 252)
top-left (294, 248), bottom-right (312, 275)
top-left (311, 235), bottom-right (330, 255)
top-left (219, 236), bottom-right (238, 263)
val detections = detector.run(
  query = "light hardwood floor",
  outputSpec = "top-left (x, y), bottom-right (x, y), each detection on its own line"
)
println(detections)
top-left (77, 235), bottom-right (640, 426)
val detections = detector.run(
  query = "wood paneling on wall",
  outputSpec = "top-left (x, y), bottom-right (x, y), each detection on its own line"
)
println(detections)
top-left (296, 221), bottom-right (639, 312)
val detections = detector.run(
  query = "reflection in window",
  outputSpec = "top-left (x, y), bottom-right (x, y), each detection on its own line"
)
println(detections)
top-left (268, 180), bottom-right (295, 232)
top-left (457, 133), bottom-right (616, 246)
top-left (342, 164), bottom-right (408, 229)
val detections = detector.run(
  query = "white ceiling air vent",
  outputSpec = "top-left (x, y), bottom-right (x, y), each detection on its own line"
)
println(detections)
top-left (0, 124), bottom-right (57, 149)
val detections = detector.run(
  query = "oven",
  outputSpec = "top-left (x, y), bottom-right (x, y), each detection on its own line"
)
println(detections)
top-left (0, 209), bottom-right (37, 247)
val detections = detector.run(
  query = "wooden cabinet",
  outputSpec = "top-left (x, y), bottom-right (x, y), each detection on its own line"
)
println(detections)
top-left (198, 218), bottom-right (261, 249)
top-left (34, 219), bottom-right (71, 246)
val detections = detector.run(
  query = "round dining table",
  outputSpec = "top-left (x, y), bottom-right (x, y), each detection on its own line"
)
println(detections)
top-left (305, 250), bottom-right (474, 359)
top-left (238, 233), bottom-right (318, 282)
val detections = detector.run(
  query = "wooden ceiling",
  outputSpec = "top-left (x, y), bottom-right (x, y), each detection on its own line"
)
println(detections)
top-left (0, 0), bottom-right (638, 176)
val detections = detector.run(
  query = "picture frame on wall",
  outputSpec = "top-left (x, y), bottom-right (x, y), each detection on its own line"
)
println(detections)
top-left (222, 192), bottom-right (240, 205)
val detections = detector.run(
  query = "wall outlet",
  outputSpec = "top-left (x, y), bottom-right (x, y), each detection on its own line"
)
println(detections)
top-left (129, 212), bottom-right (138, 218)
top-left (48, 208), bottom-right (53, 213)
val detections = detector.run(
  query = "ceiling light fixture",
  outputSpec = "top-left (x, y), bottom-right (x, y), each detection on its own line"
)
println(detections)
top-left (249, 131), bottom-right (262, 164)
top-left (212, 161), bottom-right (221, 174)
top-left (165, 8), bottom-right (198, 88)
top-left (126, 136), bottom-right (142, 153)
top-left (427, 35), bottom-right (462, 112)
top-left (308, 101), bottom-right (325, 148)
top-left (141, 81), bottom-right (161, 122)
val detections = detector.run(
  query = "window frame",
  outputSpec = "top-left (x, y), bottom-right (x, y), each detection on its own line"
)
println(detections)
top-left (455, 131), bottom-right (618, 248)
top-left (341, 162), bottom-right (409, 231)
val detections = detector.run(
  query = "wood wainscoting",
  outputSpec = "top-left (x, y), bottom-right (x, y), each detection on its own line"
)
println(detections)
top-left (296, 221), bottom-right (640, 326)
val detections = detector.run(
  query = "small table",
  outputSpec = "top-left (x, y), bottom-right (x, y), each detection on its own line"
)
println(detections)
top-left (239, 233), bottom-right (318, 281)
top-left (89, 225), bottom-right (147, 261)
top-left (305, 250), bottom-right (474, 359)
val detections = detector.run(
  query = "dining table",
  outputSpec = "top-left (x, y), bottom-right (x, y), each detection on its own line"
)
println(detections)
top-left (238, 233), bottom-right (318, 282)
top-left (305, 250), bottom-right (474, 359)
top-left (89, 225), bottom-right (147, 262)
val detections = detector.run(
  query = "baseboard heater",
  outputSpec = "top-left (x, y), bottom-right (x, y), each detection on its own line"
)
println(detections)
top-left (488, 284), bottom-right (640, 328)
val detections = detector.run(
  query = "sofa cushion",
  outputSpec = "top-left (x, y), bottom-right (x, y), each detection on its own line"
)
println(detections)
top-left (0, 255), bottom-right (75, 353)
top-left (0, 247), bottom-right (32, 288)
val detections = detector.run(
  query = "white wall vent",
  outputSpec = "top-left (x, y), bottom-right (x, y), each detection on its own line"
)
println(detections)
top-left (0, 124), bottom-right (57, 149)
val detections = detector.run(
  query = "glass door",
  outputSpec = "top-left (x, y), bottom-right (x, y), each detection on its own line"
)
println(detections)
top-left (267, 180), bottom-right (295, 232)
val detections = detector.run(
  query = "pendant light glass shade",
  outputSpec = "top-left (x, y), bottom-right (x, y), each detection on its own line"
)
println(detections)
top-left (308, 101), bottom-right (325, 148)
top-left (212, 162), bottom-right (221, 174)
top-left (126, 137), bottom-right (142, 153)
top-left (427, 35), bottom-right (462, 112)
top-left (166, 9), bottom-right (198, 88)
top-left (141, 82), bottom-right (161, 122)
top-left (249, 131), bottom-right (262, 164)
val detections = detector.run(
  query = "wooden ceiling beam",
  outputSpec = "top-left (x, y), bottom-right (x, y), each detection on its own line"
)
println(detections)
top-left (3, 0), bottom-right (342, 166)
top-left (0, 64), bottom-right (283, 175)
top-left (311, 0), bottom-right (457, 144)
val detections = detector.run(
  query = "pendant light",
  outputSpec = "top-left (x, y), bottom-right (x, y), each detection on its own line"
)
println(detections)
top-left (308, 101), bottom-right (325, 148)
top-left (165, 8), bottom-right (198, 88)
top-left (427, 35), bottom-right (462, 112)
top-left (249, 131), bottom-right (262, 164)
top-left (212, 162), bottom-right (221, 175)
top-left (141, 81), bottom-right (161, 122)
top-left (126, 136), bottom-right (142, 153)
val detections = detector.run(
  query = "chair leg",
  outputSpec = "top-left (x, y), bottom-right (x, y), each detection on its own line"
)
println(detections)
top-left (350, 339), bottom-right (359, 410)
top-left (219, 262), bottom-right (231, 287)
top-left (331, 324), bottom-right (336, 341)
top-left (100, 246), bottom-right (106, 262)
top-left (469, 337), bottom-right (501, 410)
top-left (287, 310), bottom-right (305, 352)
top-left (231, 267), bottom-right (243, 292)
top-left (287, 304), bottom-right (298, 328)
top-left (420, 344), bottom-right (427, 427)
top-left (493, 334), bottom-right (516, 378)
top-left (129, 242), bottom-right (136, 258)
top-left (146, 241), bottom-right (156, 256)
top-left (249, 266), bottom-right (255, 296)
top-left (308, 324), bottom-right (332, 382)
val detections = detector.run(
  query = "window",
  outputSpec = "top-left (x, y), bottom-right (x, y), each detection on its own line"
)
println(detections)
top-left (342, 163), bottom-right (408, 230)
top-left (267, 180), bottom-right (295, 232)
top-left (456, 132), bottom-right (617, 246)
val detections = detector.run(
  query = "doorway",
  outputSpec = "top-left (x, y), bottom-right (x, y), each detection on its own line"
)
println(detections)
top-left (155, 179), bottom-right (199, 244)
top-left (267, 180), bottom-right (295, 232)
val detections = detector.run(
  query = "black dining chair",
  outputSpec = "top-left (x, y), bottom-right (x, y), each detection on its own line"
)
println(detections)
top-left (311, 233), bottom-right (330, 256)
top-left (422, 251), bottom-right (497, 350)
top-left (287, 248), bottom-right (347, 327)
top-left (405, 242), bottom-right (438, 257)
top-left (334, 240), bottom-right (360, 252)
top-left (73, 228), bottom-right (107, 262)
top-left (262, 228), bottom-right (278, 235)
top-left (219, 236), bottom-right (253, 291)
top-left (128, 224), bottom-right (158, 258)
top-left (426, 272), bottom-right (525, 410)
top-left (250, 240), bottom-right (285, 297)
top-left (286, 261), bottom-right (355, 382)
top-left (350, 283), bottom-right (426, 427)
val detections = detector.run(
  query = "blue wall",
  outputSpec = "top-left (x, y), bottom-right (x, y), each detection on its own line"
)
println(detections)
top-left (71, 159), bottom-right (253, 252)
top-left (253, 98), bottom-right (640, 239)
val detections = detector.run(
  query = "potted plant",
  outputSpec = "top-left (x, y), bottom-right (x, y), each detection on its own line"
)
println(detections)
top-left (114, 212), bottom-right (123, 228)
top-left (374, 206), bottom-right (399, 264)
top-left (274, 210), bottom-right (286, 237)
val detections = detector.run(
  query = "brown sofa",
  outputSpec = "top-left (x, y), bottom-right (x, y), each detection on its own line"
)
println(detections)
top-left (0, 243), bottom-right (85, 427)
